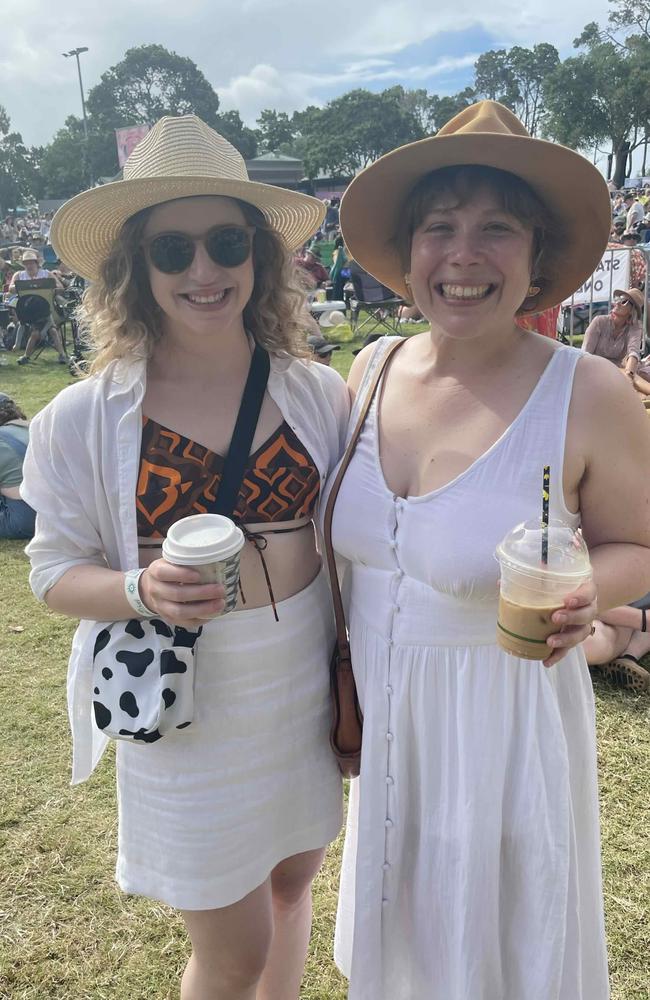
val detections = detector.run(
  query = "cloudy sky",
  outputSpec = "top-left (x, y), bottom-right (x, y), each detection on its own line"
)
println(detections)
top-left (1, 0), bottom-right (613, 151)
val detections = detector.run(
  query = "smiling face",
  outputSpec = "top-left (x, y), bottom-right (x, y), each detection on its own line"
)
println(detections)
top-left (23, 258), bottom-right (40, 276)
top-left (143, 195), bottom-right (255, 343)
top-left (407, 186), bottom-right (535, 340)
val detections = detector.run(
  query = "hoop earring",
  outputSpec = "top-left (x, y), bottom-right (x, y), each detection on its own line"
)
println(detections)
top-left (527, 285), bottom-right (541, 297)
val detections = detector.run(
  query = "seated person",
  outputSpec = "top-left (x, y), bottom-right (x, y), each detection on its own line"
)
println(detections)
top-left (296, 248), bottom-right (329, 287)
top-left (610, 219), bottom-right (626, 240)
top-left (582, 288), bottom-right (643, 381)
top-left (50, 261), bottom-right (75, 288)
top-left (8, 251), bottom-right (68, 365)
top-left (398, 303), bottom-right (423, 324)
top-left (7, 249), bottom-right (64, 292)
top-left (397, 305), bottom-right (426, 323)
top-left (0, 258), bottom-right (17, 294)
top-left (0, 393), bottom-right (36, 540)
top-left (307, 333), bottom-right (340, 367)
top-left (583, 603), bottom-right (650, 692)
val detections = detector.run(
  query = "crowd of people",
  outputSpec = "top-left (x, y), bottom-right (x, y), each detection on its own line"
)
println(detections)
top-left (4, 103), bottom-right (650, 1000)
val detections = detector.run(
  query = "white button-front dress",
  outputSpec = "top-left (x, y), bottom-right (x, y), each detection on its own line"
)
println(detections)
top-left (330, 338), bottom-right (609, 1000)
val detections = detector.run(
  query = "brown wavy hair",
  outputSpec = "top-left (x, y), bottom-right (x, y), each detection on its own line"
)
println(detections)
top-left (0, 397), bottom-right (27, 425)
top-left (80, 197), bottom-right (314, 374)
top-left (394, 165), bottom-right (566, 313)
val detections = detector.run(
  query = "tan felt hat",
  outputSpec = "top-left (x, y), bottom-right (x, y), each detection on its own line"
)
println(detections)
top-left (340, 101), bottom-right (612, 312)
top-left (51, 115), bottom-right (325, 280)
top-left (613, 287), bottom-right (645, 315)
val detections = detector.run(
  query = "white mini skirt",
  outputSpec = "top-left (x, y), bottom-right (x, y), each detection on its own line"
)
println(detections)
top-left (115, 569), bottom-right (343, 910)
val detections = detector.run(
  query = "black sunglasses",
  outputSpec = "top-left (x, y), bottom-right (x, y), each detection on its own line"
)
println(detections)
top-left (143, 224), bottom-right (256, 274)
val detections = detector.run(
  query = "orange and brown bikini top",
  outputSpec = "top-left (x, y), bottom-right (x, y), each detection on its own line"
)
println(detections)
top-left (136, 416), bottom-right (321, 621)
top-left (136, 414), bottom-right (320, 541)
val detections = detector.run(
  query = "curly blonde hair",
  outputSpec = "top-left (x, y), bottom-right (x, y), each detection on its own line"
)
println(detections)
top-left (80, 197), bottom-right (314, 374)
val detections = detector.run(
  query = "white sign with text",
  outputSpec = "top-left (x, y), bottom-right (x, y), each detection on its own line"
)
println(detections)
top-left (564, 249), bottom-right (631, 305)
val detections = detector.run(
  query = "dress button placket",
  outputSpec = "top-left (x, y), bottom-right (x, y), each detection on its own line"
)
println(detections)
top-left (382, 496), bottom-right (401, 902)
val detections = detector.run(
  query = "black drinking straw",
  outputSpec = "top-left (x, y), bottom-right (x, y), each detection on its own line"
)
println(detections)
top-left (541, 466), bottom-right (550, 565)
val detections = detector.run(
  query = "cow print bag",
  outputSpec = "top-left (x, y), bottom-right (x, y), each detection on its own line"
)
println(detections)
top-left (91, 617), bottom-right (202, 743)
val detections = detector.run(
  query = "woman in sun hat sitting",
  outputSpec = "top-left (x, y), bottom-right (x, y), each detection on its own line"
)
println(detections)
top-left (326, 100), bottom-right (650, 999)
top-left (583, 286), bottom-right (644, 375)
top-left (20, 115), bottom-right (348, 1000)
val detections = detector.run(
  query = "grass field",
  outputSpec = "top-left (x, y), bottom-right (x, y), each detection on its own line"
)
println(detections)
top-left (1, 341), bottom-right (649, 999)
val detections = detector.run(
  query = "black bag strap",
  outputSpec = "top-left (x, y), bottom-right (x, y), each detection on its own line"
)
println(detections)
top-left (214, 342), bottom-right (270, 517)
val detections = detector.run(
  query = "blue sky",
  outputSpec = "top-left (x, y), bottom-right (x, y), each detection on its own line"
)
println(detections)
top-left (0, 0), bottom-right (614, 155)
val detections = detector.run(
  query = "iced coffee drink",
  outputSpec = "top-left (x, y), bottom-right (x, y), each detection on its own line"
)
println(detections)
top-left (495, 519), bottom-right (592, 660)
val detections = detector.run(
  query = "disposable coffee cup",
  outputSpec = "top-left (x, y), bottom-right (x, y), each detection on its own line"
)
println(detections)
top-left (495, 519), bottom-right (592, 660)
top-left (162, 513), bottom-right (245, 617)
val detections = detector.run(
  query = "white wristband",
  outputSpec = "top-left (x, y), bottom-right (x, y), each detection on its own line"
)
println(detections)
top-left (124, 568), bottom-right (157, 619)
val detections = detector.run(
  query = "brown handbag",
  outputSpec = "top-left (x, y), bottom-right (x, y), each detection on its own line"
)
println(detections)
top-left (323, 337), bottom-right (406, 777)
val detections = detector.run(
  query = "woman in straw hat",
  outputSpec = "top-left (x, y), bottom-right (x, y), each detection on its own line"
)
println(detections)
top-left (585, 286), bottom-right (650, 398)
top-left (20, 115), bottom-right (348, 999)
top-left (582, 286), bottom-right (644, 375)
top-left (327, 101), bottom-right (650, 999)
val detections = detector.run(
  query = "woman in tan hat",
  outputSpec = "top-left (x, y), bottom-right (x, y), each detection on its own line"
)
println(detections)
top-left (582, 286), bottom-right (644, 379)
top-left (20, 115), bottom-right (348, 999)
top-left (327, 101), bottom-right (650, 999)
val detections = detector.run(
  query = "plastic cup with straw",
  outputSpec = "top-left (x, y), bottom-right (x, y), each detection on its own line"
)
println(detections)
top-left (495, 464), bottom-right (592, 659)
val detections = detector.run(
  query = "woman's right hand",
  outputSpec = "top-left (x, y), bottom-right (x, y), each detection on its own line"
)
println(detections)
top-left (139, 559), bottom-right (226, 627)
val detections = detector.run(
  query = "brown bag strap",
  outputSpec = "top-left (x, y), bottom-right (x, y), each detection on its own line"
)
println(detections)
top-left (323, 337), bottom-right (407, 652)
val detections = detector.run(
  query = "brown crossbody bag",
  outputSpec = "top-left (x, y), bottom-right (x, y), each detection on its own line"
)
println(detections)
top-left (323, 337), bottom-right (406, 777)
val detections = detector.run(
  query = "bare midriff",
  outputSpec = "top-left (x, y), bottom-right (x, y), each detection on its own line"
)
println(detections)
top-left (139, 520), bottom-right (322, 609)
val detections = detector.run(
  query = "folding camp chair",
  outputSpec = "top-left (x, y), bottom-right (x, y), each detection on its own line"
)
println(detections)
top-left (348, 262), bottom-right (404, 336)
top-left (14, 278), bottom-right (67, 359)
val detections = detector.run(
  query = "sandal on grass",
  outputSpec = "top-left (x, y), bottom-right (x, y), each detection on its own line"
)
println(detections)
top-left (599, 654), bottom-right (650, 693)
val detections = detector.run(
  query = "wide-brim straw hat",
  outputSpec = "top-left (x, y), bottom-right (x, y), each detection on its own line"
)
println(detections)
top-left (340, 100), bottom-right (612, 312)
top-left (51, 115), bottom-right (325, 280)
top-left (613, 287), bottom-right (645, 315)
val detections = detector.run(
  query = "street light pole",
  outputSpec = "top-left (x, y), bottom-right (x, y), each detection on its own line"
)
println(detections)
top-left (63, 46), bottom-right (91, 185)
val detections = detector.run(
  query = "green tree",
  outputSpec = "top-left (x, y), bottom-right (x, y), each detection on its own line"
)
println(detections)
top-left (87, 44), bottom-right (222, 130)
top-left (35, 116), bottom-right (118, 198)
top-left (606, 0), bottom-right (650, 41)
top-left (475, 45), bottom-right (559, 135)
top-left (36, 45), bottom-right (257, 198)
top-left (214, 110), bottom-right (257, 160)
top-left (255, 110), bottom-right (296, 152)
top-left (474, 50), bottom-right (519, 106)
top-left (383, 86), bottom-right (439, 135)
top-left (295, 89), bottom-right (423, 179)
top-left (428, 88), bottom-right (476, 132)
top-left (0, 106), bottom-right (39, 212)
top-left (544, 37), bottom-right (650, 187)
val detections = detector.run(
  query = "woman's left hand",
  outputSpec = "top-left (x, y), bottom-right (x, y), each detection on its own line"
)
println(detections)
top-left (543, 578), bottom-right (598, 668)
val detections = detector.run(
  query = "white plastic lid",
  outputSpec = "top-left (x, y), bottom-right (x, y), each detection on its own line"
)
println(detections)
top-left (162, 514), bottom-right (245, 565)
top-left (495, 518), bottom-right (591, 581)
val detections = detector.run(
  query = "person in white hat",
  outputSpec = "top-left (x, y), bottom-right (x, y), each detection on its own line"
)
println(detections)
top-left (21, 115), bottom-right (348, 998)
top-left (7, 250), bottom-right (68, 364)
top-left (326, 101), bottom-right (650, 999)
